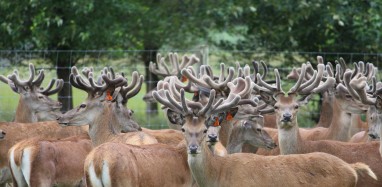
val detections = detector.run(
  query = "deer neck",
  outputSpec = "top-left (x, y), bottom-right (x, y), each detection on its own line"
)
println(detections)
top-left (226, 123), bottom-right (244, 154)
top-left (14, 97), bottom-right (37, 123)
top-left (219, 119), bottom-right (237, 147)
top-left (327, 99), bottom-right (352, 141)
top-left (278, 118), bottom-right (303, 155)
top-left (316, 92), bottom-right (333, 127)
top-left (88, 104), bottom-right (121, 146)
top-left (188, 139), bottom-right (221, 187)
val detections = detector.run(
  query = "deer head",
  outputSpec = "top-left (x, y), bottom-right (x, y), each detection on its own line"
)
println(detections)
top-left (349, 73), bottom-right (382, 139)
top-left (256, 57), bottom-right (336, 129)
top-left (58, 67), bottom-right (142, 132)
top-left (153, 75), bottom-right (252, 154)
top-left (0, 63), bottom-right (63, 122)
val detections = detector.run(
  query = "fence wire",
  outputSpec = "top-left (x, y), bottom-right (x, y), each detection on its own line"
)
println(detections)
top-left (0, 50), bottom-right (381, 129)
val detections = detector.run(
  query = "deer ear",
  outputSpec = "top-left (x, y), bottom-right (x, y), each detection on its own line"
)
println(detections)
top-left (297, 95), bottom-right (312, 106)
top-left (225, 107), bottom-right (238, 121)
top-left (166, 109), bottom-right (184, 125)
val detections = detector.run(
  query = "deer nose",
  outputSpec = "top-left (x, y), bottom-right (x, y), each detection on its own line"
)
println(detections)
top-left (189, 145), bottom-right (198, 154)
top-left (368, 133), bottom-right (378, 139)
top-left (208, 134), bottom-right (218, 142)
top-left (283, 113), bottom-right (292, 121)
top-left (1, 131), bottom-right (5, 135)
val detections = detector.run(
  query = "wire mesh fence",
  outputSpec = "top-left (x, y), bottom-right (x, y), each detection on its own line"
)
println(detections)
top-left (0, 49), bottom-right (381, 129)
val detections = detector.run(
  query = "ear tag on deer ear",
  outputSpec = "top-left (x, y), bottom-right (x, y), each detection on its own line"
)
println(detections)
top-left (181, 75), bottom-right (188, 82)
top-left (226, 112), bottom-right (233, 121)
top-left (106, 90), bottom-right (113, 101)
top-left (213, 117), bottom-right (220, 127)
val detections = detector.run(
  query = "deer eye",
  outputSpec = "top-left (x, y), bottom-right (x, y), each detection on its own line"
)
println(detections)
top-left (181, 128), bottom-right (185, 132)
top-left (38, 96), bottom-right (44, 99)
top-left (203, 129), bottom-right (208, 133)
top-left (80, 104), bottom-right (87, 108)
top-left (256, 128), bottom-right (262, 132)
top-left (274, 106), bottom-right (279, 110)
top-left (294, 105), bottom-right (299, 109)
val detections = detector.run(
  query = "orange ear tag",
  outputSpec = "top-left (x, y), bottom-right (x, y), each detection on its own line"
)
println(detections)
top-left (226, 112), bottom-right (233, 121)
top-left (181, 75), bottom-right (188, 82)
top-left (106, 90), bottom-right (113, 101)
top-left (213, 117), bottom-right (220, 127)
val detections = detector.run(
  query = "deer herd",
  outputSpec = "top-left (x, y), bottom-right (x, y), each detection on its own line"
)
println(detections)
top-left (0, 54), bottom-right (381, 187)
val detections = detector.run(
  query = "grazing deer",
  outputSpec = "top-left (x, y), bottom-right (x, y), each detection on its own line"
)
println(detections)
top-left (57, 67), bottom-right (156, 146)
top-left (0, 63), bottom-right (63, 122)
top-left (257, 63), bottom-right (380, 186)
top-left (156, 75), bottom-right (375, 187)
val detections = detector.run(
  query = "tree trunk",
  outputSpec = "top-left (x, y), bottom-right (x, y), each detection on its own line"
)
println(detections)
top-left (142, 47), bottom-right (159, 115)
top-left (56, 53), bottom-right (73, 112)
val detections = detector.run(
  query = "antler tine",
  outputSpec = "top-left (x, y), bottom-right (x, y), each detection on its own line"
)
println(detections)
top-left (149, 53), bottom-right (171, 77)
top-left (339, 57), bottom-right (347, 78)
top-left (305, 62), bottom-right (315, 80)
top-left (252, 61), bottom-right (259, 82)
top-left (343, 71), bottom-right (361, 100)
top-left (181, 68), bottom-right (210, 88)
top-left (204, 66), bottom-right (235, 90)
top-left (228, 76), bottom-right (253, 99)
top-left (254, 69), bottom-right (282, 94)
top-left (365, 63), bottom-right (375, 81)
top-left (7, 63), bottom-right (35, 87)
top-left (350, 75), bottom-right (376, 105)
top-left (0, 75), bottom-right (10, 84)
top-left (358, 61), bottom-right (365, 74)
top-left (243, 65), bottom-right (251, 77)
top-left (288, 63), bottom-right (307, 94)
top-left (82, 67), bottom-right (92, 78)
top-left (335, 64), bottom-right (342, 84)
top-left (326, 64), bottom-right (334, 78)
top-left (198, 89), bottom-right (216, 116)
top-left (153, 90), bottom-right (184, 114)
top-left (32, 69), bottom-right (45, 87)
top-left (178, 55), bottom-right (190, 70)
top-left (287, 67), bottom-right (300, 80)
top-left (367, 77), bottom-right (377, 94)
top-left (209, 92), bottom-right (241, 115)
top-left (41, 79), bottom-right (64, 96)
top-left (351, 62), bottom-right (359, 79)
top-left (218, 63), bottom-right (225, 82)
top-left (170, 53), bottom-right (180, 74)
top-left (121, 72), bottom-right (144, 101)
top-left (260, 61), bottom-right (268, 79)
top-left (297, 64), bottom-right (325, 95)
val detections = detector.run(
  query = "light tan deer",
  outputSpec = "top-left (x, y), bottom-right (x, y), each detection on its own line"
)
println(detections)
top-left (157, 75), bottom-right (375, 187)
top-left (57, 67), bottom-right (156, 146)
top-left (0, 63), bottom-right (63, 122)
top-left (0, 121), bottom-right (87, 186)
top-left (257, 63), bottom-right (380, 186)
top-left (349, 73), bottom-right (382, 157)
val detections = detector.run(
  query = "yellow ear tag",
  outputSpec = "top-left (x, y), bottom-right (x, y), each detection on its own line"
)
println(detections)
top-left (106, 90), bottom-right (113, 101)
top-left (213, 117), bottom-right (220, 127)
top-left (181, 75), bottom-right (188, 82)
top-left (226, 112), bottom-right (233, 121)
